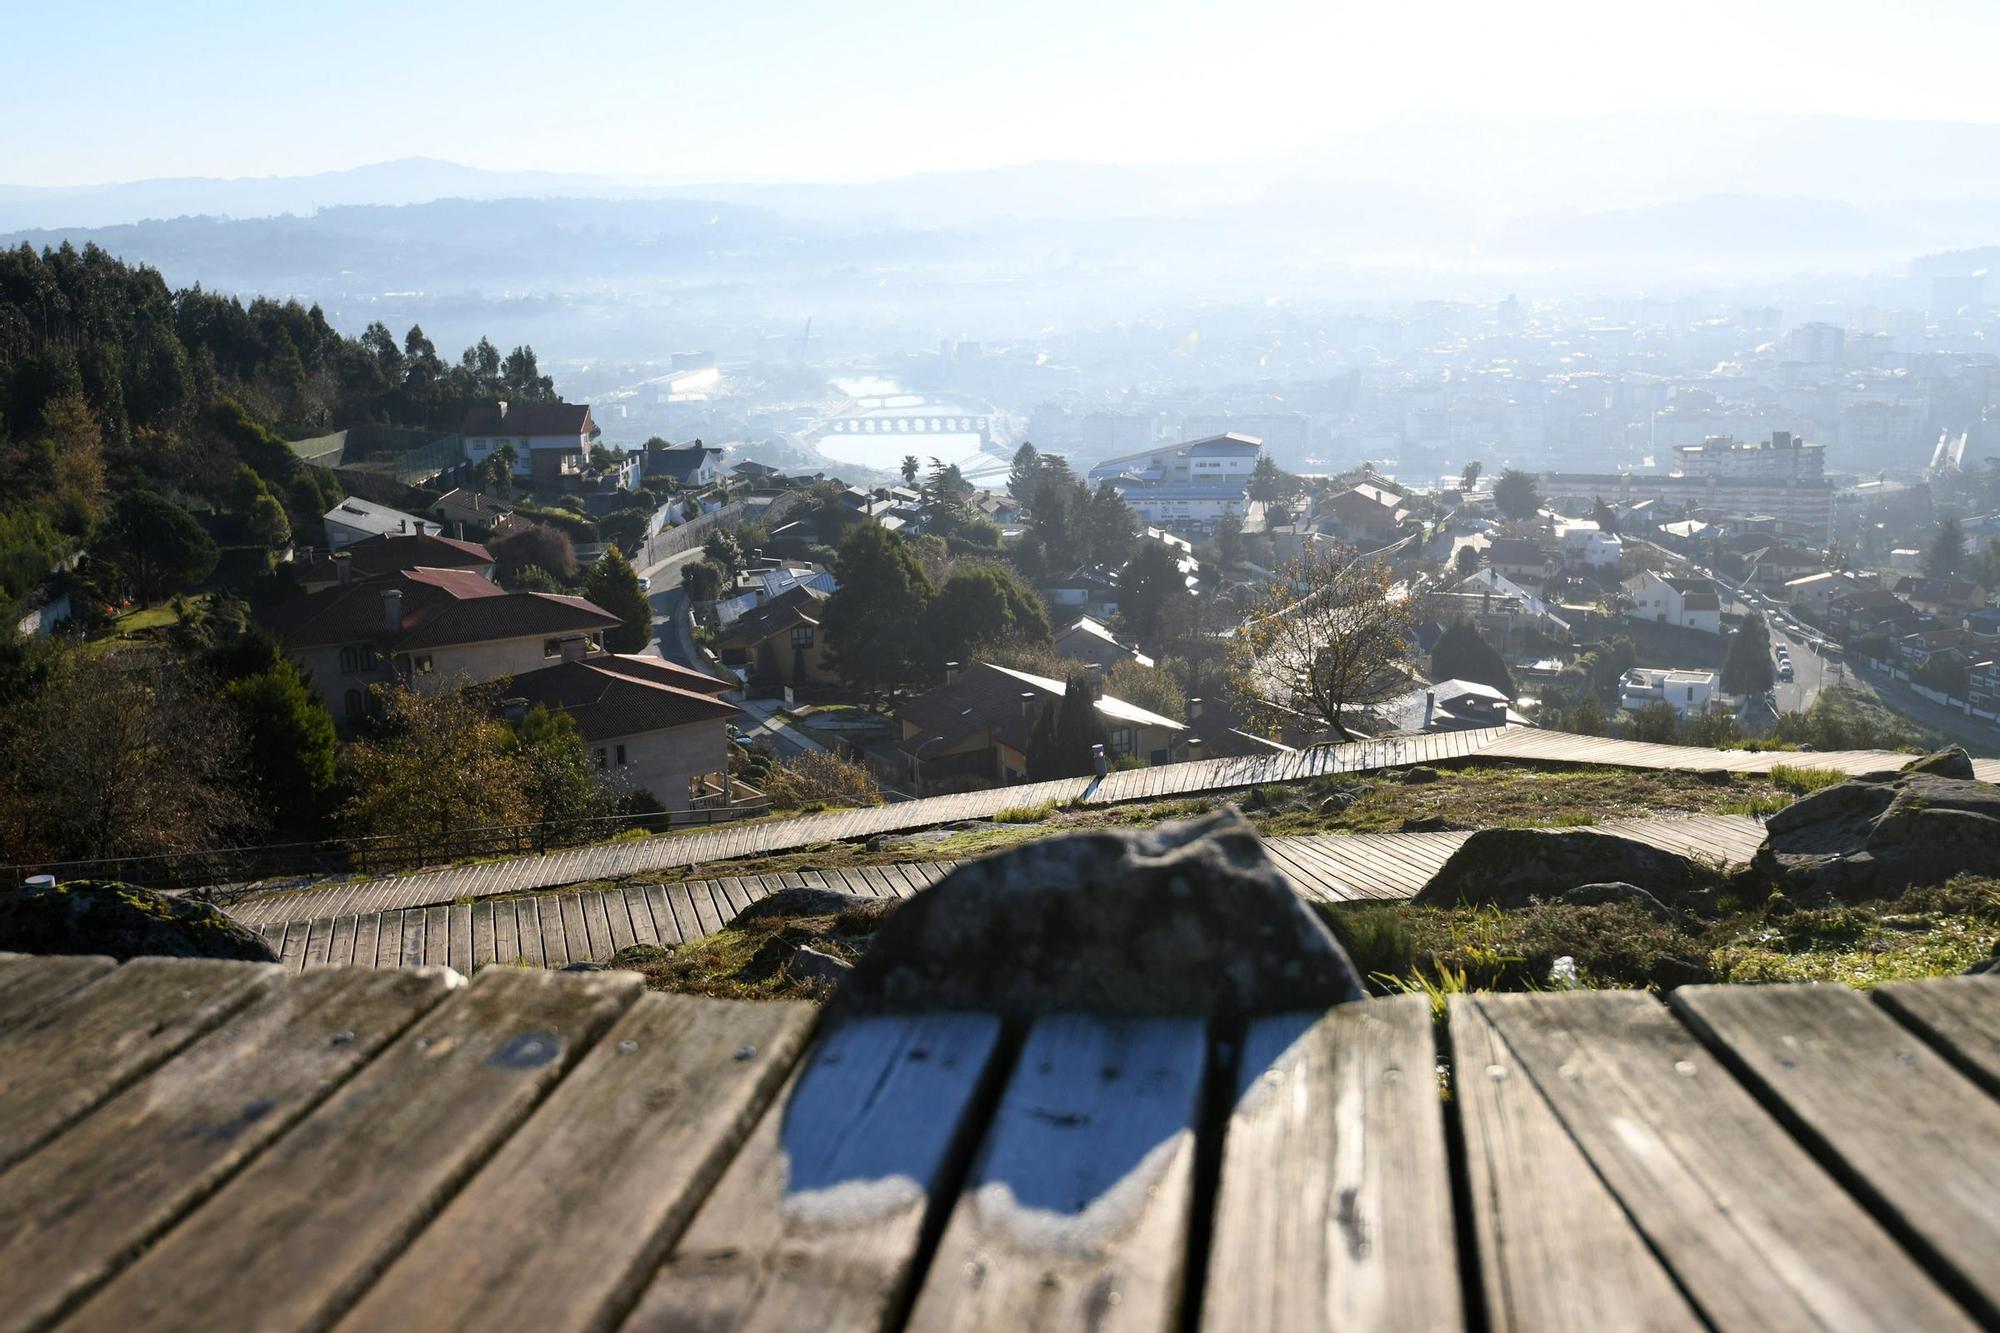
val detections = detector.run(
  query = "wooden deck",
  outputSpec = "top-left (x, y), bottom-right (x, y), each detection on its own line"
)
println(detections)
top-left (214, 721), bottom-right (1924, 924)
top-left (231, 815), bottom-right (1774, 966)
top-left (0, 951), bottom-right (1992, 1330)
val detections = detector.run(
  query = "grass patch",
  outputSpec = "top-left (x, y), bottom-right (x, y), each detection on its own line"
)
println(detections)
top-left (609, 894), bottom-right (896, 1001)
top-left (1768, 763), bottom-right (1847, 795)
top-left (992, 800), bottom-right (1059, 825)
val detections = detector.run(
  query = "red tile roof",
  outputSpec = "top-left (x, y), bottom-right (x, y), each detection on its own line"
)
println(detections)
top-left (265, 570), bottom-right (620, 652)
top-left (302, 533), bottom-right (493, 585)
top-left (499, 658), bottom-right (738, 741)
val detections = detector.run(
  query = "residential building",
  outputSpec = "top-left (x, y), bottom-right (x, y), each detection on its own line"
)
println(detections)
top-left (1555, 521), bottom-right (1622, 570)
top-left (645, 439), bottom-right (725, 489)
top-left (1484, 537), bottom-right (1557, 586)
top-left (894, 661), bottom-right (1183, 792)
top-left (1622, 570), bottom-right (1722, 633)
top-left (264, 568), bottom-right (624, 730)
top-left (712, 584), bottom-right (831, 690)
top-left (298, 533), bottom-right (495, 593)
top-left (1375, 678), bottom-right (1527, 733)
top-left (1619, 668), bottom-right (1718, 715)
top-left (499, 655), bottom-right (742, 811)
top-left (423, 488), bottom-right (515, 538)
top-left (1312, 485), bottom-right (1410, 545)
top-left (1828, 588), bottom-right (1925, 642)
top-left (1542, 471), bottom-right (1833, 543)
top-left (1968, 660), bottom-right (2000, 714)
top-left (1054, 616), bottom-right (1154, 671)
top-left (1040, 567), bottom-right (1122, 621)
top-left (1741, 544), bottom-right (1825, 595)
top-left (1892, 576), bottom-right (1988, 619)
top-left (1671, 431), bottom-right (1825, 482)
top-left (322, 496), bottom-right (431, 550)
top-left (1085, 432), bottom-right (1261, 486)
top-left (1782, 570), bottom-right (1867, 616)
top-left (1174, 696), bottom-right (1294, 761)
top-left (461, 401), bottom-right (601, 491)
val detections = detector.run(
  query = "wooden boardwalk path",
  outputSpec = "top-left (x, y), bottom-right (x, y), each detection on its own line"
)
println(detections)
top-left (232, 815), bottom-right (1773, 965)
top-left (221, 727), bottom-right (1993, 927)
top-left (0, 951), bottom-right (1992, 1330)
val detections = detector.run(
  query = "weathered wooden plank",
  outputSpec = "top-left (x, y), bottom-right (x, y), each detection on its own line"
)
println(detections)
top-left (1480, 990), bottom-right (1974, 1332)
top-left (582, 889), bottom-right (616, 959)
top-left (560, 893), bottom-right (592, 961)
top-left (686, 881), bottom-right (725, 937)
top-left (278, 919), bottom-right (310, 973)
top-left (64, 968), bottom-right (641, 1332)
top-left (423, 904), bottom-right (451, 969)
top-left (539, 893), bottom-right (570, 965)
top-left (662, 883), bottom-right (702, 942)
top-left (642, 885), bottom-right (682, 946)
top-left (1448, 996), bottom-right (1703, 1331)
top-left (628, 1011), bottom-right (1003, 1333)
top-left (450, 902), bottom-right (475, 974)
top-left (623, 885), bottom-right (661, 947)
top-left (258, 922), bottom-right (287, 957)
top-left (399, 906), bottom-right (426, 969)
top-left (489, 898), bottom-right (519, 967)
top-left (0, 958), bottom-right (279, 1173)
top-left (469, 900), bottom-right (495, 971)
top-left (323, 915), bottom-right (356, 969)
top-left (604, 887), bottom-right (639, 952)
top-left (1202, 996), bottom-right (1461, 1333)
top-left (347, 911), bottom-right (379, 972)
top-left (1674, 983), bottom-right (2000, 1321)
top-left (300, 917), bottom-right (334, 971)
top-left (0, 966), bottom-right (456, 1331)
top-left (342, 992), bottom-right (814, 1331)
top-left (1874, 974), bottom-right (2000, 1096)
top-left (515, 898), bottom-right (546, 968)
top-left (0, 953), bottom-right (117, 1033)
top-left (904, 1015), bottom-right (1207, 1333)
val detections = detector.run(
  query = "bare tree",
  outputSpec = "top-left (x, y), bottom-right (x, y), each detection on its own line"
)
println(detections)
top-left (0, 651), bottom-right (259, 865)
top-left (1230, 547), bottom-right (1422, 741)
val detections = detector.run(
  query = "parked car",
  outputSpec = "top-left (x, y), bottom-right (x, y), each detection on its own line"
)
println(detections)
top-left (1778, 662), bottom-right (1795, 681)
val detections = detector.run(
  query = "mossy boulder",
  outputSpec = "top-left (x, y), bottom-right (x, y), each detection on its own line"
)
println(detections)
top-left (0, 879), bottom-right (277, 962)
top-left (1755, 765), bottom-right (2000, 904)
top-left (1414, 828), bottom-right (1730, 915)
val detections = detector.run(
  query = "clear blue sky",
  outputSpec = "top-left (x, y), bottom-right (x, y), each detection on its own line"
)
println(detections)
top-left (10, 0), bottom-right (2000, 186)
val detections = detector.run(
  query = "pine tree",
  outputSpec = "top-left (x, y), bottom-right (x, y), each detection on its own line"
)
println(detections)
top-left (582, 544), bottom-right (653, 653)
top-left (1721, 614), bottom-right (1775, 696)
top-left (1429, 620), bottom-right (1516, 696)
top-left (1008, 442), bottom-right (1044, 508)
top-left (1055, 673), bottom-right (1107, 776)
top-left (1024, 698), bottom-right (1061, 781)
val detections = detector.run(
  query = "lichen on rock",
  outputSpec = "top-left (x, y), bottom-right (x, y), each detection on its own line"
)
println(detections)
top-left (0, 879), bottom-right (278, 962)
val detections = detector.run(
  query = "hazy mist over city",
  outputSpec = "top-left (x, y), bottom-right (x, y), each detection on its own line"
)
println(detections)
top-left (7, 0), bottom-right (2000, 483)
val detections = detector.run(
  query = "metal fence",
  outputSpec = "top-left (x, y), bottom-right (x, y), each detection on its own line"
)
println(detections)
top-left (3, 801), bottom-right (774, 895)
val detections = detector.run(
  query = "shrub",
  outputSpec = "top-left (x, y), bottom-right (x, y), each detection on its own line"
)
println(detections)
top-left (1768, 763), bottom-right (1846, 794)
top-left (763, 750), bottom-right (882, 810)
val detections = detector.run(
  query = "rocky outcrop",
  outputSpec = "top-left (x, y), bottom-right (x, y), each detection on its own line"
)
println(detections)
top-left (0, 879), bottom-right (277, 962)
top-left (1558, 882), bottom-right (1697, 927)
top-left (837, 808), bottom-right (1364, 1021)
top-left (1414, 828), bottom-right (1729, 915)
top-left (1753, 751), bottom-right (2000, 904)
top-left (726, 887), bottom-right (884, 930)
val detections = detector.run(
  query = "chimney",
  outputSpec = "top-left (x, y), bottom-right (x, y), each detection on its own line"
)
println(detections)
top-left (496, 400), bottom-right (509, 420)
top-left (1423, 690), bottom-right (1436, 729)
top-left (474, 494), bottom-right (482, 512)
top-left (333, 551), bottom-right (352, 586)
top-left (1187, 696), bottom-right (1204, 720)
top-left (502, 697), bottom-right (527, 728)
top-left (945, 661), bottom-right (961, 685)
top-left (1019, 691), bottom-right (1037, 719)
top-left (1084, 662), bottom-right (1104, 699)
top-left (1185, 736), bottom-right (1204, 759)
top-left (455, 521), bottom-right (465, 540)
top-left (560, 636), bottom-right (588, 663)
top-left (381, 588), bottom-right (403, 631)
top-left (398, 518), bottom-right (407, 534)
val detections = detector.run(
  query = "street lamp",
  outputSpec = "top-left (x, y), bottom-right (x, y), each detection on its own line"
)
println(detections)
top-left (912, 735), bottom-right (945, 796)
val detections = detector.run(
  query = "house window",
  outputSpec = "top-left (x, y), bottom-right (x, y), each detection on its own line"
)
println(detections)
top-left (615, 744), bottom-right (627, 766)
top-left (790, 625), bottom-right (814, 648)
top-left (544, 639), bottom-right (562, 658)
top-left (413, 655), bottom-right (434, 676)
top-left (343, 689), bottom-right (364, 719)
top-left (360, 645), bottom-right (378, 671)
top-left (1109, 727), bottom-right (1136, 756)
top-left (339, 647), bottom-right (358, 674)
top-left (593, 747), bottom-right (608, 769)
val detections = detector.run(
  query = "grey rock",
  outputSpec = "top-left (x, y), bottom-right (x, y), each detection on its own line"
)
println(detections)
top-left (1559, 881), bottom-right (1696, 927)
top-left (728, 887), bottom-right (881, 930)
top-left (837, 807), bottom-right (1364, 1021)
top-left (1901, 746), bottom-right (1976, 781)
top-left (1401, 766), bottom-right (1442, 785)
top-left (788, 944), bottom-right (854, 984)
top-left (1414, 828), bottom-right (1729, 915)
top-left (562, 960), bottom-right (608, 972)
top-left (0, 879), bottom-right (277, 962)
top-left (608, 943), bottom-right (674, 968)
top-left (1754, 767), bottom-right (2000, 904)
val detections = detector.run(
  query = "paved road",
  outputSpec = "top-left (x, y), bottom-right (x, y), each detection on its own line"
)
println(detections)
top-left (1769, 621), bottom-right (1849, 714)
top-left (733, 697), bottom-right (828, 759)
top-left (638, 546), bottom-right (711, 670)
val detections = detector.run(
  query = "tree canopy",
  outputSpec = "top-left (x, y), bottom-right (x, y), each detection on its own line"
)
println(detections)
top-left (583, 544), bottom-right (653, 653)
top-left (821, 522), bottom-right (935, 700)
top-left (1493, 468), bottom-right (1542, 521)
top-left (1721, 613), bottom-right (1776, 696)
top-left (921, 562), bottom-right (1050, 671)
top-left (1232, 548), bottom-right (1422, 740)
top-left (1429, 619), bottom-right (1516, 697)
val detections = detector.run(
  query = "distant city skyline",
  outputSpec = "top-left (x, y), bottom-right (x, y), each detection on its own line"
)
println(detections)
top-left (10, 0), bottom-right (2000, 188)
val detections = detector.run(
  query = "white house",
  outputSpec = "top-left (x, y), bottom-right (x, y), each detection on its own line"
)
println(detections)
top-left (322, 496), bottom-right (431, 550)
top-left (1622, 570), bottom-right (1723, 634)
top-left (1556, 521), bottom-right (1623, 570)
top-left (461, 401), bottom-right (599, 489)
top-left (1619, 668), bottom-right (1718, 715)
